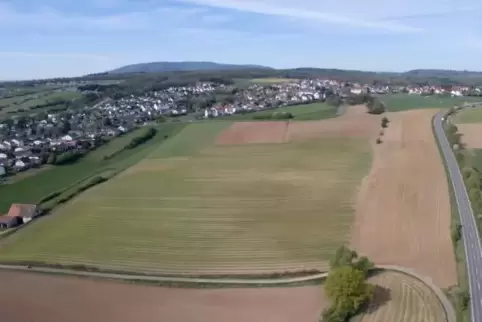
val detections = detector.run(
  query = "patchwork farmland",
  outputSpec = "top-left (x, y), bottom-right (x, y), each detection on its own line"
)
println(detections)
top-left (0, 105), bottom-right (454, 322)
top-left (0, 109), bottom-right (376, 275)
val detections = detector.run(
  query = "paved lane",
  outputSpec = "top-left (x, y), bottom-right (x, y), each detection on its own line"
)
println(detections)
top-left (433, 110), bottom-right (482, 322)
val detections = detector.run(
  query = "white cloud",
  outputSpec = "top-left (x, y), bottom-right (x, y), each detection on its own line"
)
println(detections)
top-left (0, 3), bottom-right (228, 32)
top-left (178, 0), bottom-right (426, 32)
top-left (178, 0), bottom-right (482, 33)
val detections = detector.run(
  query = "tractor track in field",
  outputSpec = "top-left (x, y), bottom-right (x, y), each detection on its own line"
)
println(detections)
top-left (0, 264), bottom-right (455, 322)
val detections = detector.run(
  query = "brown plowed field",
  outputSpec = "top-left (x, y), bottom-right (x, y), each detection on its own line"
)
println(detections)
top-left (216, 105), bottom-right (381, 145)
top-left (351, 109), bottom-right (457, 288)
top-left (0, 271), bottom-right (325, 322)
top-left (216, 121), bottom-right (289, 145)
top-left (288, 105), bottom-right (381, 141)
top-left (457, 124), bottom-right (482, 148)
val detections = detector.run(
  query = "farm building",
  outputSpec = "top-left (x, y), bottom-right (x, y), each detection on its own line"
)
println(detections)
top-left (6, 204), bottom-right (39, 224)
top-left (0, 216), bottom-right (21, 229)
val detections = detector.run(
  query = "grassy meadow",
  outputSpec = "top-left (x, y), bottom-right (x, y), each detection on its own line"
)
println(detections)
top-left (219, 102), bottom-right (337, 121)
top-left (0, 122), bottom-right (371, 275)
top-left (0, 124), bottom-right (185, 213)
top-left (380, 94), bottom-right (481, 112)
top-left (452, 107), bottom-right (482, 124)
top-left (0, 91), bottom-right (81, 116)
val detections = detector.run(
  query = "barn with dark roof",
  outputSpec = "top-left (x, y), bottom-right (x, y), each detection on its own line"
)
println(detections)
top-left (0, 216), bottom-right (21, 229)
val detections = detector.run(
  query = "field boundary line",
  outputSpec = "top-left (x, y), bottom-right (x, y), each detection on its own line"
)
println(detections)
top-left (0, 263), bottom-right (454, 321)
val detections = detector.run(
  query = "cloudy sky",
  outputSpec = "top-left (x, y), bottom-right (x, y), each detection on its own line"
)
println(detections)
top-left (2, 0), bottom-right (482, 80)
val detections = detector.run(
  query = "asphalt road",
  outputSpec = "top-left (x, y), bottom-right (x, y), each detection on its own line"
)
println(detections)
top-left (434, 110), bottom-right (482, 322)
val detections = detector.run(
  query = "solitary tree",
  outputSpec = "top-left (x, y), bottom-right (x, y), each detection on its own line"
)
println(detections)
top-left (323, 266), bottom-right (375, 321)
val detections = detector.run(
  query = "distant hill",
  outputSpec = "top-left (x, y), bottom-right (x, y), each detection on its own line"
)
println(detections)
top-left (403, 69), bottom-right (482, 78)
top-left (108, 61), bottom-right (273, 74)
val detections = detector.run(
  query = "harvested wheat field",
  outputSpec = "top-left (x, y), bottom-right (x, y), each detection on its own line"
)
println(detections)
top-left (357, 271), bottom-right (447, 322)
top-left (351, 109), bottom-right (457, 288)
top-left (0, 270), bottom-right (325, 322)
top-left (0, 119), bottom-right (373, 275)
top-left (456, 124), bottom-right (482, 148)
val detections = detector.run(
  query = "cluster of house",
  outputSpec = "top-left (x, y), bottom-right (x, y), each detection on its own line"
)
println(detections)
top-left (204, 79), bottom-right (329, 118)
top-left (2, 78), bottom-right (481, 178)
top-left (99, 82), bottom-right (219, 117)
top-left (0, 82), bottom-right (220, 178)
top-left (0, 204), bottom-right (39, 229)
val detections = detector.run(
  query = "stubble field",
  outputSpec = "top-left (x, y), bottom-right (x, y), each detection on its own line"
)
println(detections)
top-left (0, 109), bottom-right (376, 275)
top-left (452, 107), bottom-right (482, 148)
top-left (351, 109), bottom-right (457, 288)
top-left (356, 271), bottom-right (446, 322)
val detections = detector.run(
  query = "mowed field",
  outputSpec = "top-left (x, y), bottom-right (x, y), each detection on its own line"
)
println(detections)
top-left (351, 109), bottom-right (457, 288)
top-left (0, 108), bottom-right (378, 275)
top-left (355, 271), bottom-right (446, 322)
top-left (453, 107), bottom-right (482, 148)
top-left (0, 270), bottom-right (447, 322)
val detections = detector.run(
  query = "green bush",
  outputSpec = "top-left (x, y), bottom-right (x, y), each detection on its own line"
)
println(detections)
top-left (252, 111), bottom-right (293, 120)
top-left (39, 191), bottom-right (61, 203)
top-left (55, 150), bottom-right (86, 165)
top-left (452, 222), bottom-right (462, 243)
top-left (126, 128), bottom-right (157, 149)
top-left (381, 116), bottom-right (389, 128)
top-left (366, 97), bottom-right (386, 115)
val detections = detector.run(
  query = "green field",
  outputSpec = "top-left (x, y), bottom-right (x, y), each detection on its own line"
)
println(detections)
top-left (0, 122), bottom-right (371, 275)
top-left (220, 103), bottom-right (337, 121)
top-left (380, 94), bottom-right (481, 112)
top-left (0, 91), bottom-right (81, 116)
top-left (0, 124), bottom-right (185, 213)
top-left (452, 107), bottom-right (482, 124)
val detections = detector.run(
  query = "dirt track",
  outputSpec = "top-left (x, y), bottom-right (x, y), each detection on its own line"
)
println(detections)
top-left (0, 270), bottom-right (324, 322)
top-left (351, 109), bottom-right (457, 288)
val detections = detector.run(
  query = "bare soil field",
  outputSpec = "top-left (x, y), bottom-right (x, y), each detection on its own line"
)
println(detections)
top-left (0, 270), bottom-right (325, 322)
top-left (287, 105), bottom-right (381, 141)
top-left (0, 270), bottom-right (448, 322)
top-left (351, 109), bottom-right (457, 288)
top-left (456, 124), bottom-right (482, 148)
top-left (216, 106), bottom-right (380, 145)
top-left (356, 271), bottom-right (446, 322)
top-left (216, 121), bottom-right (289, 145)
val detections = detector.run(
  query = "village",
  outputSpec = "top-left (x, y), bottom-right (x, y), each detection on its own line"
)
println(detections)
top-left (0, 78), bottom-right (480, 180)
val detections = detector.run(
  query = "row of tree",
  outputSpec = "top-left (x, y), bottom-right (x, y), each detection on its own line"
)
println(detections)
top-left (443, 121), bottom-right (473, 316)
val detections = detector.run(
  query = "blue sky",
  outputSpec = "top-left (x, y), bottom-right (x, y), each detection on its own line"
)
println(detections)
top-left (2, 0), bottom-right (482, 80)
